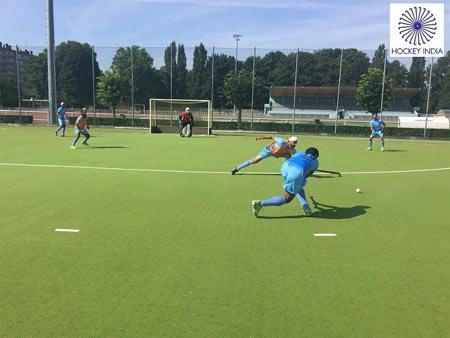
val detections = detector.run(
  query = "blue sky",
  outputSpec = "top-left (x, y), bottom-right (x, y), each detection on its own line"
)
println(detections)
top-left (1, 0), bottom-right (448, 69)
top-left (1, 0), bottom-right (448, 48)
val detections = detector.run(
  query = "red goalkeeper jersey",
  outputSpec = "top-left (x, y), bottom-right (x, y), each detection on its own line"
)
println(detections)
top-left (180, 111), bottom-right (193, 123)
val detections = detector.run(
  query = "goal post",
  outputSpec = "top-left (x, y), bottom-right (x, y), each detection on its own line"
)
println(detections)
top-left (149, 98), bottom-right (212, 135)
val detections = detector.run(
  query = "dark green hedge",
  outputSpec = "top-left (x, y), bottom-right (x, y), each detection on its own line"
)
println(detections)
top-left (68, 116), bottom-right (148, 127)
top-left (0, 115), bottom-right (33, 124)
top-left (72, 116), bottom-right (450, 139)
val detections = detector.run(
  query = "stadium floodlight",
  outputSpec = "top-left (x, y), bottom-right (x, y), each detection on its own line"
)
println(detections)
top-left (233, 34), bottom-right (242, 115)
top-left (233, 34), bottom-right (242, 73)
top-left (149, 98), bottom-right (212, 136)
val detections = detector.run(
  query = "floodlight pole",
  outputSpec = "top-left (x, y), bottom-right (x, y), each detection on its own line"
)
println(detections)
top-left (131, 46), bottom-right (135, 127)
top-left (334, 48), bottom-right (344, 134)
top-left (233, 34), bottom-right (242, 116)
top-left (91, 45), bottom-right (96, 125)
top-left (211, 46), bottom-right (215, 109)
top-left (46, 0), bottom-right (56, 124)
top-left (424, 57), bottom-right (433, 138)
top-left (170, 43), bottom-right (173, 126)
top-left (379, 48), bottom-right (387, 119)
top-left (15, 46), bottom-right (22, 122)
top-left (292, 48), bottom-right (299, 133)
top-left (250, 47), bottom-right (256, 131)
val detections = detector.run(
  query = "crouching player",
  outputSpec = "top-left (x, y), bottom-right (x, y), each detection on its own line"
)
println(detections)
top-left (252, 147), bottom-right (319, 217)
top-left (231, 136), bottom-right (298, 175)
top-left (70, 108), bottom-right (90, 149)
top-left (367, 112), bottom-right (385, 151)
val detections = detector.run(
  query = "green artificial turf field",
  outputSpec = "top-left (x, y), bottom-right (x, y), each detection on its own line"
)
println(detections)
top-left (1, 126), bottom-right (450, 337)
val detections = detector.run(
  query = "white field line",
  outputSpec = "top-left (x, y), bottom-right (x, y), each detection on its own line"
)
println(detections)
top-left (313, 233), bottom-right (337, 237)
top-left (0, 162), bottom-right (450, 176)
top-left (55, 228), bottom-right (80, 233)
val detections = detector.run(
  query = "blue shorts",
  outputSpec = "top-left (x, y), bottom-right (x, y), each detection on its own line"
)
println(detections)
top-left (281, 161), bottom-right (305, 195)
top-left (371, 130), bottom-right (383, 137)
top-left (75, 128), bottom-right (89, 137)
top-left (58, 117), bottom-right (65, 127)
top-left (256, 146), bottom-right (273, 159)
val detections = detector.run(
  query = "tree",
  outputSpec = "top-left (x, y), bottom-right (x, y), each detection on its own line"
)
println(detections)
top-left (222, 69), bottom-right (266, 129)
top-left (188, 43), bottom-right (209, 99)
top-left (56, 41), bottom-right (100, 107)
top-left (438, 72), bottom-right (450, 109)
top-left (23, 50), bottom-right (48, 99)
top-left (0, 75), bottom-right (18, 106)
top-left (111, 45), bottom-right (161, 106)
top-left (371, 44), bottom-right (386, 69)
top-left (176, 44), bottom-right (187, 98)
top-left (386, 60), bottom-right (408, 86)
top-left (428, 51), bottom-right (450, 113)
top-left (340, 49), bottom-right (370, 86)
top-left (408, 57), bottom-right (426, 109)
top-left (206, 53), bottom-right (236, 108)
top-left (161, 41), bottom-right (177, 98)
top-left (97, 70), bottom-right (122, 122)
top-left (356, 67), bottom-right (393, 113)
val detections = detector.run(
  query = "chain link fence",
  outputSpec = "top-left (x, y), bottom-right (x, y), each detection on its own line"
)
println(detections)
top-left (1, 43), bottom-right (449, 137)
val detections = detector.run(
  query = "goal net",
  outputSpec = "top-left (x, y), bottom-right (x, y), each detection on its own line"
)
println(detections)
top-left (149, 99), bottom-right (212, 135)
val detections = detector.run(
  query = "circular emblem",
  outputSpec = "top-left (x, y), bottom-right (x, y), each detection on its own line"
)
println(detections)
top-left (398, 6), bottom-right (437, 46)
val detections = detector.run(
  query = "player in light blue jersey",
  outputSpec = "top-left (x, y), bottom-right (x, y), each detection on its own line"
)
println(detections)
top-left (231, 136), bottom-right (298, 175)
top-left (367, 112), bottom-right (385, 151)
top-left (55, 102), bottom-right (67, 136)
top-left (252, 147), bottom-right (319, 217)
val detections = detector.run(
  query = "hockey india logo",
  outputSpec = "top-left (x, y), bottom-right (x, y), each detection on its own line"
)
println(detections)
top-left (398, 6), bottom-right (437, 46)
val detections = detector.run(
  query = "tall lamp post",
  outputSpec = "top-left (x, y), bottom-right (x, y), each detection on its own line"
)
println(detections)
top-left (233, 34), bottom-right (242, 116)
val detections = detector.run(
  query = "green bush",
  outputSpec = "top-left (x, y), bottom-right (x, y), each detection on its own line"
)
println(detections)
top-left (0, 115), bottom-right (33, 124)
top-left (68, 116), bottom-right (148, 127)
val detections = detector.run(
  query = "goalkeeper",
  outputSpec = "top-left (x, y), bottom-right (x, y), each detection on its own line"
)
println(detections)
top-left (251, 147), bottom-right (319, 217)
top-left (178, 107), bottom-right (194, 137)
top-left (231, 136), bottom-right (298, 175)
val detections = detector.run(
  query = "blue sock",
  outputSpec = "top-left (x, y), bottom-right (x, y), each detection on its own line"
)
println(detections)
top-left (381, 140), bottom-right (384, 147)
top-left (236, 160), bottom-right (252, 171)
top-left (261, 195), bottom-right (286, 207)
top-left (72, 136), bottom-right (80, 146)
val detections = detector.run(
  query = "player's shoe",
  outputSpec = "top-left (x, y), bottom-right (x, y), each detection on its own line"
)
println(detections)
top-left (303, 206), bottom-right (312, 217)
top-left (231, 168), bottom-right (238, 175)
top-left (70, 145), bottom-right (76, 149)
top-left (82, 141), bottom-right (89, 145)
top-left (380, 147), bottom-right (384, 152)
top-left (252, 200), bottom-right (262, 217)
top-left (367, 147), bottom-right (372, 151)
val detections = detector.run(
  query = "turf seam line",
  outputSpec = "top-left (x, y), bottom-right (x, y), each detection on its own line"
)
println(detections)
top-left (0, 162), bottom-right (450, 175)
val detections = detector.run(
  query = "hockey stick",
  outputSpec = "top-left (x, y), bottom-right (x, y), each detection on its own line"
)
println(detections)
top-left (316, 169), bottom-right (342, 177)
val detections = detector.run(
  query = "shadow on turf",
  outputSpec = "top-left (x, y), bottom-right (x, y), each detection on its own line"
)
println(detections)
top-left (382, 149), bottom-right (406, 152)
top-left (259, 197), bottom-right (370, 220)
top-left (310, 197), bottom-right (370, 219)
top-left (86, 146), bottom-right (129, 149)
